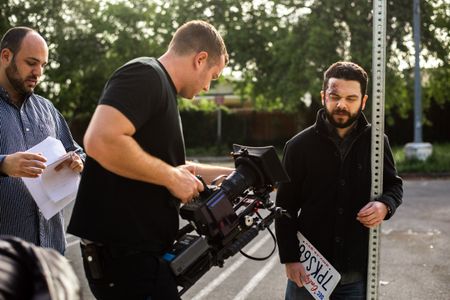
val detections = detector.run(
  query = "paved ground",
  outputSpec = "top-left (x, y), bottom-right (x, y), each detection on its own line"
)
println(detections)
top-left (64, 178), bottom-right (450, 299)
top-left (377, 178), bottom-right (450, 299)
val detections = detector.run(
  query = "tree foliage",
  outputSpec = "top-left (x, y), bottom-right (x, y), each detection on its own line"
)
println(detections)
top-left (1, 0), bottom-right (449, 130)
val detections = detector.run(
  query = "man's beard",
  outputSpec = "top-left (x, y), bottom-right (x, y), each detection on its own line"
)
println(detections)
top-left (325, 104), bottom-right (362, 129)
top-left (5, 58), bottom-right (35, 99)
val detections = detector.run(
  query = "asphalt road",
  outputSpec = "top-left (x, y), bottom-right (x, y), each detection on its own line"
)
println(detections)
top-left (64, 178), bottom-right (450, 300)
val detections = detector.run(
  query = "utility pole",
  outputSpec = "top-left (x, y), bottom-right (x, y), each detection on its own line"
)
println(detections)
top-left (405, 0), bottom-right (433, 160)
top-left (413, 0), bottom-right (423, 143)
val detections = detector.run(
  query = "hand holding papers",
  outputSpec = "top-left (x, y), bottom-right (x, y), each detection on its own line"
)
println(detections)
top-left (22, 137), bottom-right (80, 220)
top-left (297, 232), bottom-right (341, 300)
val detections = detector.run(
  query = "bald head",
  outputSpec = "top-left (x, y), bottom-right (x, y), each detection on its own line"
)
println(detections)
top-left (0, 27), bottom-right (48, 102)
top-left (1, 27), bottom-right (45, 54)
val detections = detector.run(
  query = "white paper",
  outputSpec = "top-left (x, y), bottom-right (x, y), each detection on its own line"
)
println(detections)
top-left (41, 153), bottom-right (80, 202)
top-left (22, 137), bottom-right (80, 219)
top-left (297, 232), bottom-right (341, 300)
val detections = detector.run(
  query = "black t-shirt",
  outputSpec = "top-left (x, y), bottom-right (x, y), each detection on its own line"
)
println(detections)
top-left (68, 58), bottom-right (185, 252)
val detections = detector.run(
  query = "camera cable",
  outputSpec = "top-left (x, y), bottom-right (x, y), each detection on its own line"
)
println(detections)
top-left (239, 212), bottom-right (277, 261)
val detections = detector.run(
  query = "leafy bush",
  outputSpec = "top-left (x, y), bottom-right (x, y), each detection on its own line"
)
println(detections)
top-left (393, 143), bottom-right (450, 174)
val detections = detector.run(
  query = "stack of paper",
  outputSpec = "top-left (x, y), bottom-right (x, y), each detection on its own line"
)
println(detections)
top-left (22, 137), bottom-right (80, 220)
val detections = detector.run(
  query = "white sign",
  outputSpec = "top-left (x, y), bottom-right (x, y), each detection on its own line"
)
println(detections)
top-left (297, 232), bottom-right (341, 300)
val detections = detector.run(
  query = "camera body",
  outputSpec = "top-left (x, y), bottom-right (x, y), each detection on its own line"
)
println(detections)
top-left (163, 145), bottom-right (289, 295)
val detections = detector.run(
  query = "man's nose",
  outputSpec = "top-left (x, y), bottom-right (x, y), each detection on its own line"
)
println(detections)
top-left (32, 65), bottom-right (43, 77)
top-left (203, 82), bottom-right (210, 92)
top-left (336, 99), bottom-right (346, 108)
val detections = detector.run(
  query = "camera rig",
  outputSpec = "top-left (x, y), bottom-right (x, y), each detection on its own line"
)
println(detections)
top-left (163, 144), bottom-right (290, 296)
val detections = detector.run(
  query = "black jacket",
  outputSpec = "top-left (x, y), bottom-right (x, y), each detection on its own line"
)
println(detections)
top-left (275, 109), bottom-right (403, 274)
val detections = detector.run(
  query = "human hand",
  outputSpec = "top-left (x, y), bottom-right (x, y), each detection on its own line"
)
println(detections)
top-left (54, 151), bottom-right (84, 173)
top-left (356, 201), bottom-right (388, 228)
top-left (1, 152), bottom-right (47, 178)
top-left (285, 262), bottom-right (308, 288)
top-left (167, 166), bottom-right (204, 204)
top-left (179, 164), bottom-right (197, 176)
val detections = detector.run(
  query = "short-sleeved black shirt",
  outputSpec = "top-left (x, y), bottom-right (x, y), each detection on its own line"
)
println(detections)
top-left (68, 58), bottom-right (185, 252)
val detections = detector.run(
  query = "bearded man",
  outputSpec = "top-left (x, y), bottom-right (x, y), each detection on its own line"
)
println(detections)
top-left (0, 27), bottom-right (84, 254)
top-left (275, 61), bottom-right (403, 299)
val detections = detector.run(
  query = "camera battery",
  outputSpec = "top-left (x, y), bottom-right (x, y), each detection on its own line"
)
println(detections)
top-left (163, 235), bottom-right (210, 276)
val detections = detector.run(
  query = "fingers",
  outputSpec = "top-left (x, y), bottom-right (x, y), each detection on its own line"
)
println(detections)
top-left (357, 202), bottom-right (387, 228)
top-left (25, 152), bottom-right (47, 162)
top-left (195, 175), bottom-right (204, 192)
top-left (183, 175), bottom-right (203, 203)
top-left (2, 152), bottom-right (47, 177)
top-left (2, 151), bottom-right (84, 178)
top-left (357, 202), bottom-right (373, 215)
top-left (168, 167), bottom-right (206, 203)
top-left (69, 153), bottom-right (84, 173)
top-left (54, 152), bottom-right (84, 173)
top-left (285, 262), bottom-right (306, 288)
top-left (293, 275), bottom-right (304, 288)
top-left (54, 159), bottom-right (70, 171)
top-left (180, 164), bottom-right (196, 175)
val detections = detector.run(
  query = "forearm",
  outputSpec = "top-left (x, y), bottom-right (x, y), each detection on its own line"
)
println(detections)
top-left (88, 134), bottom-right (176, 188)
top-left (187, 161), bottom-right (234, 184)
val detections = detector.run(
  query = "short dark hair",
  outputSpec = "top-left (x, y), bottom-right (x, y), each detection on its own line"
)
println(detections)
top-left (169, 20), bottom-right (228, 66)
top-left (0, 26), bottom-right (35, 54)
top-left (323, 61), bottom-right (368, 97)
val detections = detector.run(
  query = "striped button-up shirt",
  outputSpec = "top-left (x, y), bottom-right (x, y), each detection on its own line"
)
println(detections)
top-left (0, 86), bottom-right (84, 253)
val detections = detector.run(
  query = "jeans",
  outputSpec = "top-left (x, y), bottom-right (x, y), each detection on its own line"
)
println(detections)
top-left (285, 279), bottom-right (366, 300)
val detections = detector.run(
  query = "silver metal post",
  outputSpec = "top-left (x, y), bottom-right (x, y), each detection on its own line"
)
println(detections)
top-left (404, 0), bottom-right (432, 161)
top-left (413, 0), bottom-right (423, 143)
top-left (368, 0), bottom-right (386, 299)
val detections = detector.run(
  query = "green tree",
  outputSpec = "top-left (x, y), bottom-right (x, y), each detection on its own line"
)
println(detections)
top-left (1, 0), bottom-right (449, 137)
top-left (1, 0), bottom-right (175, 140)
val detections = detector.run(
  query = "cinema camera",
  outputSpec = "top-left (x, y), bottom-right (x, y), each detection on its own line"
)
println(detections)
top-left (163, 144), bottom-right (290, 296)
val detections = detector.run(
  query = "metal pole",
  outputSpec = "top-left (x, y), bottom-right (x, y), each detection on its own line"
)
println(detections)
top-left (217, 107), bottom-right (222, 144)
top-left (368, 0), bottom-right (386, 299)
top-left (413, 0), bottom-right (423, 143)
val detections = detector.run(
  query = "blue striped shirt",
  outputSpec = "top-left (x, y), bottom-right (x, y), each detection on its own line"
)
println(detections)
top-left (0, 86), bottom-right (84, 254)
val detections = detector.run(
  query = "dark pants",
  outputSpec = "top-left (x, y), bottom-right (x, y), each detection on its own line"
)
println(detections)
top-left (80, 244), bottom-right (180, 300)
top-left (285, 279), bottom-right (366, 300)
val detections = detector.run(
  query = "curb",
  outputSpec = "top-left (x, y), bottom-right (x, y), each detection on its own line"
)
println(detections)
top-left (399, 172), bottom-right (450, 179)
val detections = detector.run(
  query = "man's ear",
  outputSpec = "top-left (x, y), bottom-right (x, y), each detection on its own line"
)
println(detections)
top-left (194, 51), bottom-right (208, 69)
top-left (362, 94), bottom-right (368, 110)
top-left (320, 91), bottom-right (325, 106)
top-left (0, 48), bottom-right (13, 64)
